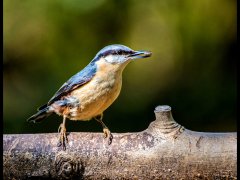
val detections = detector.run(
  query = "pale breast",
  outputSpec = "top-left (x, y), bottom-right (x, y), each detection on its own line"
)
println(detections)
top-left (68, 59), bottom-right (127, 121)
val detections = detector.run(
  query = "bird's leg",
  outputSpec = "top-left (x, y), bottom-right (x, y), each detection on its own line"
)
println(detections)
top-left (94, 113), bottom-right (113, 145)
top-left (57, 115), bottom-right (68, 150)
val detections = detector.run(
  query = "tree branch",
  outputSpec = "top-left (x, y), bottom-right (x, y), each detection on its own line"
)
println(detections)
top-left (3, 105), bottom-right (237, 179)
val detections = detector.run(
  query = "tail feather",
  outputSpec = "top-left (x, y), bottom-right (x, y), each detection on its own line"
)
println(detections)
top-left (27, 106), bottom-right (52, 123)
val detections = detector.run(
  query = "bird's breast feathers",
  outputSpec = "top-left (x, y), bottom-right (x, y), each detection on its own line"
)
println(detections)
top-left (64, 58), bottom-right (128, 120)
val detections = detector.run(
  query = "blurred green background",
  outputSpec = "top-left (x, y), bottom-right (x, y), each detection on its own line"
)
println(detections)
top-left (3, 0), bottom-right (236, 134)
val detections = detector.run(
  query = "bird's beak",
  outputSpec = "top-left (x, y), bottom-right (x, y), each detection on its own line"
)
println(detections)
top-left (128, 50), bottom-right (152, 59)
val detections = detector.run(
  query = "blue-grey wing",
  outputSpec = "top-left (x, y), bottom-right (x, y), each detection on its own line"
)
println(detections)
top-left (44, 63), bottom-right (97, 107)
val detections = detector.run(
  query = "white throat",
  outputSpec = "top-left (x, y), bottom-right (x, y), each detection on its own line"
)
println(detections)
top-left (104, 55), bottom-right (127, 64)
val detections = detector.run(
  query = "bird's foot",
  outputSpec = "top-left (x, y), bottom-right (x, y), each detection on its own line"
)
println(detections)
top-left (103, 128), bottom-right (113, 145)
top-left (57, 123), bottom-right (68, 150)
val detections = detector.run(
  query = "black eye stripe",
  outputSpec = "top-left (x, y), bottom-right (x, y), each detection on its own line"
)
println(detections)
top-left (115, 50), bottom-right (121, 55)
top-left (99, 50), bottom-right (133, 57)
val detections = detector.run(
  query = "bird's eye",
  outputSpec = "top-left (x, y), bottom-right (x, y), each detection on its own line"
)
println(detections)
top-left (115, 50), bottom-right (121, 55)
top-left (116, 50), bottom-right (125, 56)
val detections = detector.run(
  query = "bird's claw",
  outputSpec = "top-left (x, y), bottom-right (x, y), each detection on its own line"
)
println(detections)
top-left (57, 123), bottom-right (68, 150)
top-left (103, 128), bottom-right (113, 145)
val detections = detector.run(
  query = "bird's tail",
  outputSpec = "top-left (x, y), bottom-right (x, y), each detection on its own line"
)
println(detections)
top-left (27, 105), bottom-right (52, 123)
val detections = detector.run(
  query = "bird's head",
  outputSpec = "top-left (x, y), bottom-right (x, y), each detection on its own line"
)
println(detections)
top-left (93, 44), bottom-right (152, 64)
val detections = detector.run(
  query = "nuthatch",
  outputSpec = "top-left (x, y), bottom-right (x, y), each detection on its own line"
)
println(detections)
top-left (28, 44), bottom-right (152, 150)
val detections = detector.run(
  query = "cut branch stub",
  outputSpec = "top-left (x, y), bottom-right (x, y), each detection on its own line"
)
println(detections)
top-left (147, 105), bottom-right (185, 139)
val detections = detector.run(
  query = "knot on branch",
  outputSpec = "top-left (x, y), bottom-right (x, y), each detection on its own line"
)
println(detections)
top-left (55, 152), bottom-right (84, 179)
top-left (147, 105), bottom-right (185, 139)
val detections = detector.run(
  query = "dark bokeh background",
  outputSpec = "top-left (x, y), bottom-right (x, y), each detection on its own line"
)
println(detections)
top-left (3, 0), bottom-right (237, 134)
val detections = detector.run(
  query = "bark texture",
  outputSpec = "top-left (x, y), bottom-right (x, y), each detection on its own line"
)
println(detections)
top-left (3, 105), bottom-right (237, 179)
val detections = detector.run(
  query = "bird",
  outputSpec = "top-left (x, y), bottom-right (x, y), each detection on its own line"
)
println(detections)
top-left (27, 44), bottom-right (152, 150)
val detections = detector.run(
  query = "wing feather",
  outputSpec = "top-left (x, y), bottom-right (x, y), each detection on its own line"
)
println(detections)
top-left (47, 63), bottom-right (97, 105)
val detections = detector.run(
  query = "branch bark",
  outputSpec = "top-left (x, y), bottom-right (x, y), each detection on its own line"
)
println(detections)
top-left (3, 105), bottom-right (237, 179)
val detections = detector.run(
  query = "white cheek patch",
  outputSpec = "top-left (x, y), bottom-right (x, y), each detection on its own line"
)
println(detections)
top-left (105, 55), bottom-right (126, 63)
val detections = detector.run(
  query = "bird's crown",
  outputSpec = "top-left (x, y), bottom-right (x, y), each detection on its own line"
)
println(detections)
top-left (95, 44), bottom-right (134, 58)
